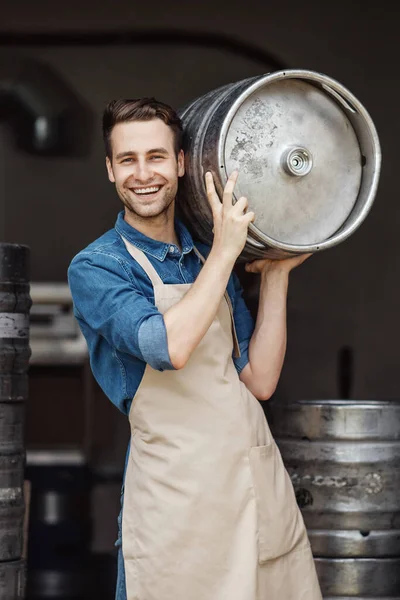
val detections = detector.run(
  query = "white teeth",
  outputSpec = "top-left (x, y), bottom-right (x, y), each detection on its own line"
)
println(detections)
top-left (133, 186), bottom-right (160, 194)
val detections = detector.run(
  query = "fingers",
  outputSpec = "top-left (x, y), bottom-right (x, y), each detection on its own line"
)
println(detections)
top-left (222, 170), bottom-right (239, 208)
top-left (205, 171), bottom-right (222, 215)
top-left (206, 169), bottom-right (241, 212)
top-left (245, 259), bottom-right (266, 273)
top-left (233, 196), bottom-right (254, 226)
top-left (233, 196), bottom-right (248, 213)
top-left (244, 210), bottom-right (255, 224)
top-left (245, 252), bottom-right (313, 275)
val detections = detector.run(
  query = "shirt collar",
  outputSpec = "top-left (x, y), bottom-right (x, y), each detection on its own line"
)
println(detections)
top-left (114, 210), bottom-right (194, 261)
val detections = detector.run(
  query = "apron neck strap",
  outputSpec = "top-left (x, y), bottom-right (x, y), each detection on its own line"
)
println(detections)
top-left (121, 236), bottom-right (163, 287)
top-left (121, 236), bottom-right (241, 360)
top-left (193, 246), bottom-right (241, 360)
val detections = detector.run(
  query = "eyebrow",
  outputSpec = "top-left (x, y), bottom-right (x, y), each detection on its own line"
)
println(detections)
top-left (115, 147), bottom-right (170, 160)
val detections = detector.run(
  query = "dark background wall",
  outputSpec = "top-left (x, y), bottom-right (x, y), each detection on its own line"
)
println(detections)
top-left (0, 0), bottom-right (397, 552)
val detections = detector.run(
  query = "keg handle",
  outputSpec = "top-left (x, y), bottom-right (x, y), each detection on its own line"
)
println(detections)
top-left (322, 83), bottom-right (358, 115)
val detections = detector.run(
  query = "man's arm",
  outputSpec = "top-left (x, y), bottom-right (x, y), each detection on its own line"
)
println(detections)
top-left (163, 170), bottom-right (254, 369)
top-left (239, 254), bottom-right (311, 400)
top-left (68, 251), bottom-right (174, 371)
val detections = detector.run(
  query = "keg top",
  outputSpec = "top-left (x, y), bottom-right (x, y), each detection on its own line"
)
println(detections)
top-left (287, 399), bottom-right (400, 407)
top-left (222, 76), bottom-right (363, 246)
top-left (267, 399), bottom-right (400, 440)
top-left (0, 244), bottom-right (30, 282)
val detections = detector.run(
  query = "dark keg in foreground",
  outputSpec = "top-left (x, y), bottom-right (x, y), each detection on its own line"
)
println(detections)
top-left (266, 400), bottom-right (400, 556)
top-left (178, 70), bottom-right (381, 261)
top-left (0, 453), bottom-right (25, 563)
top-left (0, 244), bottom-right (31, 565)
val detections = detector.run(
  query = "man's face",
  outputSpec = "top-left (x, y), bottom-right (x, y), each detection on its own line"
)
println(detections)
top-left (106, 119), bottom-right (184, 220)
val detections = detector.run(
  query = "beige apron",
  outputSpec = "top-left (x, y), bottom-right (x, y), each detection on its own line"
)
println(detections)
top-left (121, 237), bottom-right (322, 600)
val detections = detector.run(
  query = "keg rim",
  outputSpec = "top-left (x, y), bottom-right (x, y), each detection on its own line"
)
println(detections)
top-left (273, 399), bottom-right (400, 406)
top-left (218, 69), bottom-right (382, 253)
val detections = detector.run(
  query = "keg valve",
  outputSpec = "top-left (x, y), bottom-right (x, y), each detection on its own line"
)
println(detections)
top-left (282, 147), bottom-right (313, 177)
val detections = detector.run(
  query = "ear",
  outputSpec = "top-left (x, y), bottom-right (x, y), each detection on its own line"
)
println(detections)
top-left (177, 150), bottom-right (185, 178)
top-left (106, 156), bottom-right (115, 183)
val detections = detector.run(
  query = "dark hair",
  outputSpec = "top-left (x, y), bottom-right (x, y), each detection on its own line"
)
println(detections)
top-left (102, 97), bottom-right (183, 158)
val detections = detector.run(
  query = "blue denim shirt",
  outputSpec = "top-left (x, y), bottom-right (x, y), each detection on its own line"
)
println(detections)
top-left (68, 211), bottom-right (254, 416)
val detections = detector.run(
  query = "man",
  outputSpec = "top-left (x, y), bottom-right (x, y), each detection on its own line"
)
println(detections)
top-left (68, 98), bottom-right (322, 600)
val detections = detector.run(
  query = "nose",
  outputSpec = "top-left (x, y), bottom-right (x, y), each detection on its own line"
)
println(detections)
top-left (134, 159), bottom-right (153, 183)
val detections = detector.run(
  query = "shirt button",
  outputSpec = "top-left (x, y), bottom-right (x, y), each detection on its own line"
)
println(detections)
top-left (169, 246), bottom-right (175, 253)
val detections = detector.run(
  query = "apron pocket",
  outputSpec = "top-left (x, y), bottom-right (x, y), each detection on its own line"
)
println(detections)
top-left (249, 442), bottom-right (305, 563)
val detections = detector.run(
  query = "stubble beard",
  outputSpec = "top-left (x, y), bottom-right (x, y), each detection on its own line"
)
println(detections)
top-left (121, 185), bottom-right (177, 224)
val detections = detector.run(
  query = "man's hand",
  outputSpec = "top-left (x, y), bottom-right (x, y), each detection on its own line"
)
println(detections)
top-left (163, 170), bottom-right (254, 369)
top-left (244, 253), bottom-right (312, 276)
top-left (205, 170), bottom-right (255, 263)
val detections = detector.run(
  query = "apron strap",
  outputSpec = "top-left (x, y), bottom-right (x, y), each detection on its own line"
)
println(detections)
top-left (121, 236), bottom-right (163, 288)
top-left (121, 236), bottom-right (241, 360)
top-left (193, 247), bottom-right (241, 360)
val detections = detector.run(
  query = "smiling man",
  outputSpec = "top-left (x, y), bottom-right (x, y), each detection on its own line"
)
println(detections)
top-left (68, 98), bottom-right (321, 600)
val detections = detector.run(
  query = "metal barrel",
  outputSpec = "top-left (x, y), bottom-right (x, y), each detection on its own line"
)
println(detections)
top-left (0, 244), bottom-right (31, 565)
top-left (178, 69), bottom-right (381, 261)
top-left (266, 399), bottom-right (400, 558)
top-left (315, 557), bottom-right (400, 597)
top-left (0, 453), bottom-right (25, 563)
top-left (0, 559), bottom-right (26, 600)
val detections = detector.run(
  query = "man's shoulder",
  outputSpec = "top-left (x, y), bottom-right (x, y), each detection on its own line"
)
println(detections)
top-left (70, 228), bottom-right (126, 265)
top-left (72, 228), bottom-right (125, 261)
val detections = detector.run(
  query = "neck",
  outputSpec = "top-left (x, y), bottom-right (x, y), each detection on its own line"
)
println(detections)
top-left (123, 202), bottom-right (180, 247)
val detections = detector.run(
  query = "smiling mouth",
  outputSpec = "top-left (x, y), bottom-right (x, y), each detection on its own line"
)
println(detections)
top-left (131, 185), bottom-right (162, 196)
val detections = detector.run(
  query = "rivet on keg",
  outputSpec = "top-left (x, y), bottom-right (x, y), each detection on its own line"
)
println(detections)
top-left (282, 147), bottom-right (313, 177)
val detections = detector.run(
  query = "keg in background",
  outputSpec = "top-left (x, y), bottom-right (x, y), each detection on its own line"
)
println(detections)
top-left (0, 560), bottom-right (26, 600)
top-left (316, 557), bottom-right (400, 598)
top-left (25, 449), bottom-right (93, 600)
top-left (178, 70), bottom-right (381, 261)
top-left (0, 244), bottom-right (31, 600)
top-left (266, 399), bottom-right (400, 598)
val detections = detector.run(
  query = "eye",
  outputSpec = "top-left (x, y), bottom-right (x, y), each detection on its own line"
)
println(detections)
top-left (121, 158), bottom-right (133, 164)
top-left (150, 155), bottom-right (164, 161)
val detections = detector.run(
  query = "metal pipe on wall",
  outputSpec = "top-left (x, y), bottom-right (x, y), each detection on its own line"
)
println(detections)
top-left (0, 57), bottom-right (92, 157)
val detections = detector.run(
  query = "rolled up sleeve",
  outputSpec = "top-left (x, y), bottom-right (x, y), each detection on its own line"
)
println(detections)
top-left (230, 272), bottom-right (254, 374)
top-left (138, 314), bottom-right (172, 370)
top-left (68, 251), bottom-right (175, 371)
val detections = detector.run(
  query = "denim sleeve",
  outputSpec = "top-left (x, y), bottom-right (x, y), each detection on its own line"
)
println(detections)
top-left (68, 251), bottom-right (174, 371)
top-left (230, 272), bottom-right (255, 374)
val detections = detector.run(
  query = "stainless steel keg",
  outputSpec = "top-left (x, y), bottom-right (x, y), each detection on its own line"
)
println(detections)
top-left (266, 400), bottom-right (400, 558)
top-left (315, 557), bottom-right (400, 598)
top-left (178, 70), bottom-right (381, 261)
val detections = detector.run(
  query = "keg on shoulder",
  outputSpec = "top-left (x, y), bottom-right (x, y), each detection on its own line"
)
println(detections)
top-left (178, 70), bottom-right (381, 261)
top-left (267, 399), bottom-right (400, 598)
